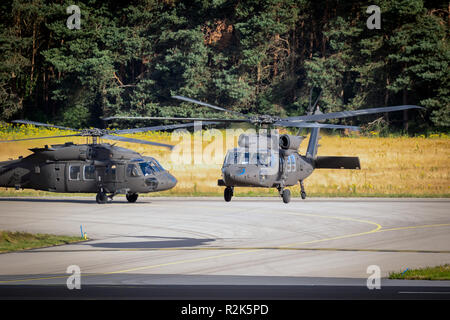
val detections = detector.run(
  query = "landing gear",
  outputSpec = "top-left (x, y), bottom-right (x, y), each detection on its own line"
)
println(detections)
top-left (96, 191), bottom-right (108, 204)
top-left (300, 180), bottom-right (307, 200)
top-left (224, 186), bottom-right (234, 202)
top-left (282, 189), bottom-right (291, 204)
top-left (278, 187), bottom-right (291, 204)
top-left (126, 193), bottom-right (139, 203)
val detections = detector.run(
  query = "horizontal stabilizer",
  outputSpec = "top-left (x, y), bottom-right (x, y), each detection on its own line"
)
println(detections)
top-left (314, 156), bottom-right (361, 169)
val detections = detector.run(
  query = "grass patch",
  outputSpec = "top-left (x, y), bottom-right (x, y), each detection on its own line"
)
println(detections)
top-left (0, 230), bottom-right (84, 253)
top-left (389, 265), bottom-right (450, 280)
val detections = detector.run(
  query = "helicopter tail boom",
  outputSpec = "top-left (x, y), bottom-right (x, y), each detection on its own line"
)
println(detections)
top-left (314, 156), bottom-right (361, 169)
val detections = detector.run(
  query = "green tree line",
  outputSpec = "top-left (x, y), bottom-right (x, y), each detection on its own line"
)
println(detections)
top-left (0, 0), bottom-right (448, 132)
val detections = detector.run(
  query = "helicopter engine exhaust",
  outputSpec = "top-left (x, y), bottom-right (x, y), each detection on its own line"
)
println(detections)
top-left (279, 134), bottom-right (305, 151)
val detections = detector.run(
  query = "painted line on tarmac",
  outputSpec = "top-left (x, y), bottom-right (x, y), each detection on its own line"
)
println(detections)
top-left (0, 249), bottom-right (258, 284)
top-left (1, 221), bottom-right (449, 284)
top-left (13, 247), bottom-right (450, 254)
top-left (398, 291), bottom-right (450, 295)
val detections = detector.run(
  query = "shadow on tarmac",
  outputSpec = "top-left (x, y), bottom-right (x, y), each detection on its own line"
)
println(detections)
top-left (0, 197), bottom-right (152, 204)
top-left (86, 236), bottom-right (216, 249)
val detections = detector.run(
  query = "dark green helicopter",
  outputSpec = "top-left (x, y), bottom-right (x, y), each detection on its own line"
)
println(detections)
top-left (0, 120), bottom-right (204, 203)
top-left (106, 90), bottom-right (423, 203)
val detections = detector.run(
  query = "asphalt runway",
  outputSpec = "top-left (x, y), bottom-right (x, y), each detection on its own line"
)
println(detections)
top-left (0, 196), bottom-right (449, 300)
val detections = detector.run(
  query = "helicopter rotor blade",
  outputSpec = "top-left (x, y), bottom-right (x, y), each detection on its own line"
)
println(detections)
top-left (274, 121), bottom-right (360, 131)
top-left (0, 134), bottom-right (83, 143)
top-left (283, 105), bottom-right (424, 122)
top-left (308, 87), bottom-right (313, 112)
top-left (112, 121), bottom-right (220, 135)
top-left (101, 134), bottom-right (175, 150)
top-left (11, 120), bottom-right (79, 132)
top-left (172, 95), bottom-right (247, 118)
top-left (103, 116), bottom-right (248, 123)
top-left (307, 87), bottom-right (322, 115)
top-left (311, 89), bottom-right (322, 112)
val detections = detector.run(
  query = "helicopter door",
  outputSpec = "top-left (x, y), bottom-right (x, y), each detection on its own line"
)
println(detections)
top-left (66, 162), bottom-right (84, 192)
top-left (114, 164), bottom-right (125, 191)
top-left (104, 164), bottom-right (116, 183)
top-left (54, 164), bottom-right (65, 192)
top-left (115, 165), bottom-right (125, 183)
top-left (285, 155), bottom-right (298, 185)
top-left (82, 164), bottom-right (97, 192)
top-left (102, 164), bottom-right (125, 192)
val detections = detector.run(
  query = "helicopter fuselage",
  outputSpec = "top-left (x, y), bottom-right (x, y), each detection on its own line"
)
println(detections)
top-left (0, 142), bottom-right (177, 200)
top-left (218, 133), bottom-right (361, 203)
top-left (219, 148), bottom-right (314, 189)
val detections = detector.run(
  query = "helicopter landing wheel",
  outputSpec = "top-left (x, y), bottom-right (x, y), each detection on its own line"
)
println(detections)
top-left (300, 180), bottom-right (306, 200)
top-left (224, 187), bottom-right (233, 202)
top-left (282, 189), bottom-right (291, 204)
top-left (126, 193), bottom-right (139, 203)
top-left (96, 192), bottom-right (108, 204)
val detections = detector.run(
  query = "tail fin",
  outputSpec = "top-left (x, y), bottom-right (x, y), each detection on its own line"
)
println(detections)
top-left (305, 89), bottom-right (323, 159)
top-left (306, 127), bottom-right (320, 159)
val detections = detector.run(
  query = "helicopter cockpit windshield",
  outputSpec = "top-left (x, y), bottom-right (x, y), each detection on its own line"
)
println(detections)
top-left (138, 159), bottom-right (165, 176)
top-left (224, 149), bottom-right (277, 168)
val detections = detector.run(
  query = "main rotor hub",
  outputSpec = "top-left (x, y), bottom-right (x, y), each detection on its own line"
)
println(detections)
top-left (249, 115), bottom-right (281, 125)
top-left (80, 128), bottom-right (108, 137)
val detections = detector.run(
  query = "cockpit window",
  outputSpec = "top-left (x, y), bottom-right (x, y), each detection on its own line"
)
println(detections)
top-left (224, 150), bottom-right (274, 167)
top-left (139, 162), bottom-right (154, 176)
top-left (139, 159), bottom-right (165, 176)
top-left (254, 152), bottom-right (270, 166)
top-left (152, 159), bottom-right (165, 171)
top-left (149, 160), bottom-right (161, 172)
top-left (127, 164), bottom-right (141, 177)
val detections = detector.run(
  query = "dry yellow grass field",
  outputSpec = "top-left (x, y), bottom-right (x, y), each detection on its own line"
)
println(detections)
top-left (0, 124), bottom-right (448, 197)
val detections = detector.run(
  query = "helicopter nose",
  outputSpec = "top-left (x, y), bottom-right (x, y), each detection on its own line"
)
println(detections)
top-left (154, 172), bottom-right (177, 191)
top-left (224, 166), bottom-right (251, 184)
top-left (167, 173), bottom-right (177, 189)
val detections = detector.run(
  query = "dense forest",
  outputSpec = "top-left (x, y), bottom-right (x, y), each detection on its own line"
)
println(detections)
top-left (0, 0), bottom-right (448, 133)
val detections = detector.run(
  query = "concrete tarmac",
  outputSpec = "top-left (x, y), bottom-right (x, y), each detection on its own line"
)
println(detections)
top-left (0, 197), bottom-right (449, 299)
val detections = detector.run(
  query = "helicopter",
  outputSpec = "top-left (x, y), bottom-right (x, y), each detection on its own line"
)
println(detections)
top-left (0, 120), bottom-right (206, 203)
top-left (105, 90), bottom-right (423, 203)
